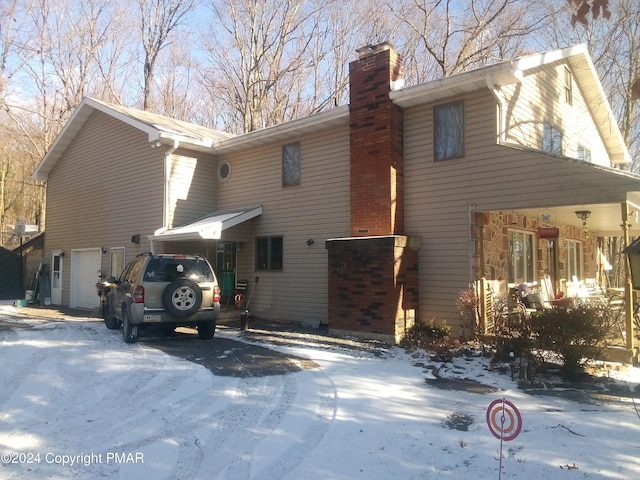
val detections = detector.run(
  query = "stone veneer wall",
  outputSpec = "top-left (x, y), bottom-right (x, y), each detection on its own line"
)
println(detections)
top-left (480, 211), bottom-right (597, 291)
top-left (326, 236), bottom-right (420, 343)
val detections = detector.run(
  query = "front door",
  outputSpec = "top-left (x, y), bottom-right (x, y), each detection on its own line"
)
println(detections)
top-left (51, 252), bottom-right (63, 305)
top-left (216, 241), bottom-right (237, 304)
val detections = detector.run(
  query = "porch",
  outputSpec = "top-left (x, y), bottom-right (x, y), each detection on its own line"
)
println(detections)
top-left (474, 200), bottom-right (640, 364)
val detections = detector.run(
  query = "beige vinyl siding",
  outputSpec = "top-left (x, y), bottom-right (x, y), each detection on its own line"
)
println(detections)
top-left (501, 62), bottom-right (609, 166)
top-left (215, 124), bottom-right (350, 324)
top-left (404, 88), bottom-right (634, 330)
top-left (166, 152), bottom-right (217, 228)
top-left (45, 110), bottom-right (164, 304)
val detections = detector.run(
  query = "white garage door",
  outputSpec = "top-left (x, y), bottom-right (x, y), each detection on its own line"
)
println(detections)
top-left (70, 249), bottom-right (101, 309)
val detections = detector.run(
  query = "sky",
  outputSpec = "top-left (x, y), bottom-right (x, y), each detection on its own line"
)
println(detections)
top-left (1, 301), bottom-right (639, 479)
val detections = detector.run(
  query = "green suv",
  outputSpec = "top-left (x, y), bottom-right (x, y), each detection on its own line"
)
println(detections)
top-left (102, 253), bottom-right (221, 343)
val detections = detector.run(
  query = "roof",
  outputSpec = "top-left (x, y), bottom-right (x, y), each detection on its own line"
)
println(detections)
top-left (150, 206), bottom-right (263, 242)
top-left (32, 44), bottom-right (630, 180)
top-left (390, 44), bottom-right (630, 165)
top-left (31, 98), bottom-right (234, 181)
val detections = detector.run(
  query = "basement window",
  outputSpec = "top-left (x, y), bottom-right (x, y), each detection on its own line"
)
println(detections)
top-left (256, 236), bottom-right (283, 271)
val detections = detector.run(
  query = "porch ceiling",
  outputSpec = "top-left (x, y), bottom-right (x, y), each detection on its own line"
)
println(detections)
top-left (507, 200), bottom-right (640, 237)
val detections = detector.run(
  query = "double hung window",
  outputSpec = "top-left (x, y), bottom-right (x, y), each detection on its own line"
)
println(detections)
top-left (434, 101), bottom-right (465, 161)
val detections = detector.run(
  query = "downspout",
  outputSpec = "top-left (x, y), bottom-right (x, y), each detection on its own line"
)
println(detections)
top-left (486, 66), bottom-right (522, 145)
top-left (162, 138), bottom-right (180, 229)
top-left (486, 74), bottom-right (507, 144)
top-left (151, 138), bottom-right (180, 255)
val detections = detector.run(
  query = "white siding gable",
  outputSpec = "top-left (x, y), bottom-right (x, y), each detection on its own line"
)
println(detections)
top-left (500, 61), bottom-right (610, 166)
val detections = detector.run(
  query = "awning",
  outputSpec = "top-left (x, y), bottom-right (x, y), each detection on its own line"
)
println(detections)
top-left (151, 206), bottom-right (262, 242)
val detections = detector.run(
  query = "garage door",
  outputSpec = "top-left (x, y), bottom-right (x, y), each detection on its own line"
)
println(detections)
top-left (71, 249), bottom-right (101, 309)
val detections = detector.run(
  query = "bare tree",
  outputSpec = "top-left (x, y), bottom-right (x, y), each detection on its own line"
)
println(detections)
top-left (152, 42), bottom-right (204, 122)
top-left (306, 0), bottom-right (397, 112)
top-left (200, 0), bottom-right (332, 133)
top-left (0, 0), bottom-right (132, 235)
top-left (385, 0), bottom-right (546, 81)
top-left (137, 0), bottom-right (195, 111)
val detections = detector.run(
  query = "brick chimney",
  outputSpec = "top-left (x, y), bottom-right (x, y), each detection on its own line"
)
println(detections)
top-left (326, 43), bottom-right (418, 345)
top-left (349, 42), bottom-right (404, 236)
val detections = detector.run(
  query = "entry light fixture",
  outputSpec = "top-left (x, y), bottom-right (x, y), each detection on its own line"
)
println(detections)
top-left (575, 210), bottom-right (591, 237)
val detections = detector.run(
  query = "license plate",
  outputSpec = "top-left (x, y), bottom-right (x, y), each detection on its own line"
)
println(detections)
top-left (143, 314), bottom-right (162, 322)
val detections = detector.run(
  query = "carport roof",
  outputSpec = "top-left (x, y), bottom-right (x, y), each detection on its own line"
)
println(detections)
top-left (150, 206), bottom-right (262, 242)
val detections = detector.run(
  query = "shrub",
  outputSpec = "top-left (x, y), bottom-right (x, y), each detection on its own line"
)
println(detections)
top-left (529, 304), bottom-right (616, 376)
top-left (492, 307), bottom-right (534, 364)
top-left (456, 287), bottom-right (480, 341)
top-left (402, 318), bottom-right (452, 359)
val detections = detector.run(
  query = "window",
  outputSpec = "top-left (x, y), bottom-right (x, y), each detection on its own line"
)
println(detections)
top-left (564, 67), bottom-right (573, 105)
top-left (434, 101), bottom-right (465, 161)
top-left (256, 236), bottom-right (283, 271)
top-left (577, 145), bottom-right (591, 162)
top-left (282, 143), bottom-right (300, 187)
top-left (218, 160), bottom-right (231, 181)
top-left (566, 239), bottom-right (582, 280)
top-left (543, 123), bottom-right (563, 155)
top-left (508, 230), bottom-right (535, 284)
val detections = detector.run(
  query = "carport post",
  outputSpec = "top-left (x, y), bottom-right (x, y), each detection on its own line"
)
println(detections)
top-left (622, 203), bottom-right (636, 357)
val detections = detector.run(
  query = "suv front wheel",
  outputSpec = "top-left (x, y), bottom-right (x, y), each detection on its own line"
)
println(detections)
top-left (122, 308), bottom-right (139, 344)
top-left (162, 279), bottom-right (203, 318)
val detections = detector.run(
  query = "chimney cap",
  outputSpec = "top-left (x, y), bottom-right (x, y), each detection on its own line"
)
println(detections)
top-left (356, 41), bottom-right (395, 59)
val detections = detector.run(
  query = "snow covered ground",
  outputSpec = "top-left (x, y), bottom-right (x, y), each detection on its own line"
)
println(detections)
top-left (1, 303), bottom-right (639, 480)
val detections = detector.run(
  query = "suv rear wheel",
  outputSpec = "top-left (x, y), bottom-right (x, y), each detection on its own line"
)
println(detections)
top-left (197, 321), bottom-right (216, 340)
top-left (162, 279), bottom-right (202, 318)
top-left (122, 308), bottom-right (139, 343)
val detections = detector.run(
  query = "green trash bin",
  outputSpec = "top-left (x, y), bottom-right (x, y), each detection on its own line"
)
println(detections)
top-left (220, 272), bottom-right (234, 303)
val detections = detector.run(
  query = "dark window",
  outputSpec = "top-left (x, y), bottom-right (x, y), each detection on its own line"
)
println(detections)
top-left (543, 123), bottom-right (563, 155)
top-left (282, 143), bottom-right (301, 187)
top-left (434, 101), bottom-right (465, 161)
top-left (256, 236), bottom-right (283, 271)
top-left (121, 258), bottom-right (144, 283)
top-left (218, 160), bottom-right (231, 181)
top-left (564, 67), bottom-right (573, 105)
top-left (508, 230), bottom-right (535, 284)
top-left (578, 145), bottom-right (591, 162)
